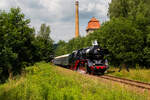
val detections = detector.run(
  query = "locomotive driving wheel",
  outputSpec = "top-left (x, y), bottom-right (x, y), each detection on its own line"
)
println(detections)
top-left (85, 63), bottom-right (91, 74)
top-left (76, 62), bottom-right (86, 74)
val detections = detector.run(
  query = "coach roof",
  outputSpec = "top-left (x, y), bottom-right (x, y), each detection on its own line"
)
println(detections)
top-left (55, 54), bottom-right (70, 59)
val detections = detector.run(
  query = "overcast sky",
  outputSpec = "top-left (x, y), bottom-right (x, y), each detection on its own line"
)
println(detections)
top-left (0, 0), bottom-right (111, 42)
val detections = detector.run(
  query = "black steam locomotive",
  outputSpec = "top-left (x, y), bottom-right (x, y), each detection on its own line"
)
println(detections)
top-left (53, 43), bottom-right (109, 74)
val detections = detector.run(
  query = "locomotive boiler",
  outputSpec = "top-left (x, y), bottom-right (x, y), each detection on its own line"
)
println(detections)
top-left (53, 42), bottom-right (109, 74)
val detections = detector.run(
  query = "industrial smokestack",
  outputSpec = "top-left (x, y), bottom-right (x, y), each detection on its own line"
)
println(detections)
top-left (75, 0), bottom-right (79, 38)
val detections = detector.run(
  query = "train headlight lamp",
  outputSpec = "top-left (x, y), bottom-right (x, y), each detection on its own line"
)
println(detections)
top-left (97, 48), bottom-right (100, 51)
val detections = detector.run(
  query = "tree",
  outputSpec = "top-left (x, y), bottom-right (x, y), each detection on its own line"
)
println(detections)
top-left (55, 40), bottom-right (67, 56)
top-left (108, 0), bottom-right (150, 67)
top-left (37, 24), bottom-right (51, 40)
top-left (35, 24), bottom-right (53, 62)
top-left (0, 8), bottom-right (35, 82)
top-left (143, 31), bottom-right (150, 67)
top-left (109, 0), bottom-right (129, 18)
top-left (95, 18), bottom-right (144, 67)
top-left (0, 47), bottom-right (17, 81)
top-left (108, 0), bottom-right (150, 19)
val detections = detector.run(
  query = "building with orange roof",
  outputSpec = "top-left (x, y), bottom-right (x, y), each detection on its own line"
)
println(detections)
top-left (86, 17), bottom-right (101, 35)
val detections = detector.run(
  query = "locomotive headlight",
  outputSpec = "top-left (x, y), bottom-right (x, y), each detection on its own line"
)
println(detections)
top-left (97, 48), bottom-right (100, 51)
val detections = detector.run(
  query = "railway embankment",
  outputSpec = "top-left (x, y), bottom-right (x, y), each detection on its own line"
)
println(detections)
top-left (0, 62), bottom-right (149, 100)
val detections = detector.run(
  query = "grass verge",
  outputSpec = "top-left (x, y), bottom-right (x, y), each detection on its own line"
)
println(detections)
top-left (0, 62), bottom-right (149, 100)
top-left (108, 67), bottom-right (150, 83)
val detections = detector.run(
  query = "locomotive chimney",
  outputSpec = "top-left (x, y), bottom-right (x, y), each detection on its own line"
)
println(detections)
top-left (75, 0), bottom-right (79, 38)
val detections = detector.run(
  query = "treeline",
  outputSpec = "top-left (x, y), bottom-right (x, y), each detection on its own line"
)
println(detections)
top-left (0, 8), bottom-right (53, 83)
top-left (55, 0), bottom-right (150, 68)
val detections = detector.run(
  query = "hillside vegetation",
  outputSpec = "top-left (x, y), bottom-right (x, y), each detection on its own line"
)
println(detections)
top-left (0, 62), bottom-right (149, 100)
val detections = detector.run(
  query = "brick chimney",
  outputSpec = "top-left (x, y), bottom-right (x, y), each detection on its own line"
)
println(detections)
top-left (75, 0), bottom-right (79, 38)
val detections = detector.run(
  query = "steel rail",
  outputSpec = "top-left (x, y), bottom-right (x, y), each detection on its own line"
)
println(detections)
top-left (99, 75), bottom-right (150, 90)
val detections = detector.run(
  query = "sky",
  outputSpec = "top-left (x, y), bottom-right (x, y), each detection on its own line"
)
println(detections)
top-left (0, 0), bottom-right (111, 42)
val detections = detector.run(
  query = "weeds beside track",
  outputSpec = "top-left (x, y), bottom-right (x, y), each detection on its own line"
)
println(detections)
top-left (75, 66), bottom-right (150, 91)
top-left (0, 63), bottom-right (149, 100)
top-left (99, 75), bottom-right (150, 91)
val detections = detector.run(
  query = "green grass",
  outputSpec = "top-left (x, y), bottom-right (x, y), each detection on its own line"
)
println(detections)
top-left (108, 67), bottom-right (150, 83)
top-left (0, 62), bottom-right (149, 100)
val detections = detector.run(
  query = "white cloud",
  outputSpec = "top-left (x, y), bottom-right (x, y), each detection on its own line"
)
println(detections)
top-left (87, 3), bottom-right (95, 12)
top-left (0, 0), bottom-right (111, 42)
top-left (0, 0), bottom-right (15, 10)
top-left (0, 0), bottom-right (7, 9)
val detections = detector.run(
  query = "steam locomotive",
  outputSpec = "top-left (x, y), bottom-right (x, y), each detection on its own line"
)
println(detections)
top-left (53, 42), bottom-right (109, 74)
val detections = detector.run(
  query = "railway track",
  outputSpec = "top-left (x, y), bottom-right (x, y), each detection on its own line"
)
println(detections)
top-left (99, 75), bottom-right (150, 90)
top-left (76, 68), bottom-right (150, 90)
